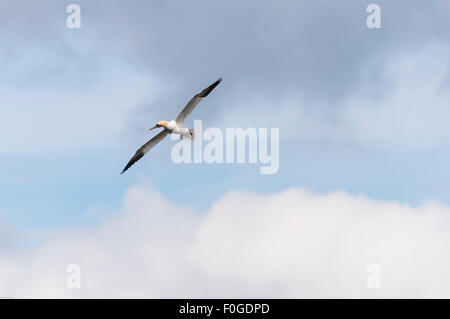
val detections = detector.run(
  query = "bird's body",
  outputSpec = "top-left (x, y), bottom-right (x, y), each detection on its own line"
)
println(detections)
top-left (164, 120), bottom-right (190, 136)
top-left (121, 78), bottom-right (222, 174)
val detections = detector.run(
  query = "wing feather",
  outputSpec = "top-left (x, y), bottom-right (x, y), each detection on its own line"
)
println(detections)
top-left (121, 130), bottom-right (169, 174)
top-left (174, 78), bottom-right (222, 124)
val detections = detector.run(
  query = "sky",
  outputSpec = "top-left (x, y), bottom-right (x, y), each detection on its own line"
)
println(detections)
top-left (1, 0), bottom-right (450, 298)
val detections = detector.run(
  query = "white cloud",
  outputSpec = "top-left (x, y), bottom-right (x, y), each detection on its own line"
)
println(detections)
top-left (1, 186), bottom-right (450, 298)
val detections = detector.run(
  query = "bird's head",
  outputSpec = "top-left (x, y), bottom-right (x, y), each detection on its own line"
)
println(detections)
top-left (150, 120), bottom-right (169, 130)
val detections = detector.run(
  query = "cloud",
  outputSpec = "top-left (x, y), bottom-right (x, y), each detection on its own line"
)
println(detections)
top-left (334, 43), bottom-right (450, 150)
top-left (1, 186), bottom-right (450, 298)
top-left (2, 1), bottom-right (450, 154)
top-left (221, 42), bottom-right (450, 151)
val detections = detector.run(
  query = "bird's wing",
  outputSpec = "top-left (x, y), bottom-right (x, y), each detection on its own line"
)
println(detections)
top-left (121, 130), bottom-right (169, 174)
top-left (174, 78), bottom-right (222, 125)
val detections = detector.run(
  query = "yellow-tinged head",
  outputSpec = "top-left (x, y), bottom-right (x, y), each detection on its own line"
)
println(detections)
top-left (157, 120), bottom-right (169, 127)
top-left (150, 120), bottom-right (169, 131)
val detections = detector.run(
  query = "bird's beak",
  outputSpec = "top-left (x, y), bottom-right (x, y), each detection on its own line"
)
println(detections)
top-left (149, 125), bottom-right (158, 131)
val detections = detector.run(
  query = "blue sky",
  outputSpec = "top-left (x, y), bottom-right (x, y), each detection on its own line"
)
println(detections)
top-left (3, 139), bottom-right (450, 232)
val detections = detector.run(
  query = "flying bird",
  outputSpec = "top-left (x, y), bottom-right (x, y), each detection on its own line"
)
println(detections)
top-left (121, 78), bottom-right (222, 174)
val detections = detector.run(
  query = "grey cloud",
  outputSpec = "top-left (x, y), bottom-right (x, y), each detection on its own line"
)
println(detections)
top-left (1, 1), bottom-right (449, 151)
top-left (5, 0), bottom-right (447, 107)
top-left (85, 0), bottom-right (449, 97)
top-left (81, 0), bottom-right (450, 139)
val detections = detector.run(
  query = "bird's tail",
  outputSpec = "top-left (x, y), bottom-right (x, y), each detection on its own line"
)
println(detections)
top-left (188, 128), bottom-right (195, 140)
top-left (179, 129), bottom-right (195, 140)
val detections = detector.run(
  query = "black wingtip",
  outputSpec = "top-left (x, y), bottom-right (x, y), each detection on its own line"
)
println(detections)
top-left (121, 151), bottom-right (144, 175)
top-left (200, 78), bottom-right (222, 97)
top-left (120, 161), bottom-right (132, 175)
top-left (121, 164), bottom-right (131, 175)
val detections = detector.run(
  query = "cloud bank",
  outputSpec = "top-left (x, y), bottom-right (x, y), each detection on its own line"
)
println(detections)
top-left (2, 1), bottom-right (450, 154)
top-left (1, 186), bottom-right (450, 298)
